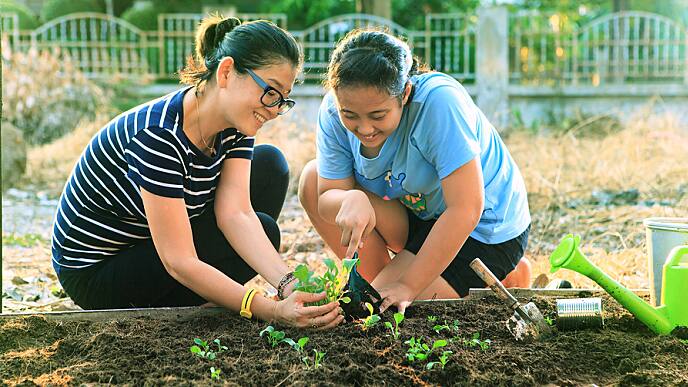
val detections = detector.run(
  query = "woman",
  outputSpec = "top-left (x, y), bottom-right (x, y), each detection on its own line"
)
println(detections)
top-left (51, 15), bottom-right (343, 329)
top-left (299, 30), bottom-right (532, 314)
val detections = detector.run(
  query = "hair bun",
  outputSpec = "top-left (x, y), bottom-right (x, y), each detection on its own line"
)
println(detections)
top-left (212, 17), bottom-right (241, 50)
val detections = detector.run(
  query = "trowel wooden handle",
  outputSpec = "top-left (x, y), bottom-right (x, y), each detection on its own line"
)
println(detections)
top-left (470, 258), bottom-right (519, 307)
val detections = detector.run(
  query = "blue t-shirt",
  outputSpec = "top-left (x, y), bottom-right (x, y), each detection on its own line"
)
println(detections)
top-left (316, 72), bottom-right (530, 244)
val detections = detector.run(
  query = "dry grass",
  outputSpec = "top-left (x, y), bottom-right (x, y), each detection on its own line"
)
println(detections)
top-left (512, 108), bottom-right (687, 289)
top-left (256, 118), bottom-right (317, 194)
top-left (22, 117), bottom-right (107, 194)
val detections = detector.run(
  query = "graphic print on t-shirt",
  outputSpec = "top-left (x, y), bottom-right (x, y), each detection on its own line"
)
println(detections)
top-left (354, 169), bottom-right (427, 217)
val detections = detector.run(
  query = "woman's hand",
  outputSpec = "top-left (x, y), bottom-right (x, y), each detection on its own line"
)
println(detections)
top-left (377, 281), bottom-right (416, 315)
top-left (336, 190), bottom-right (376, 258)
top-left (274, 291), bottom-right (344, 330)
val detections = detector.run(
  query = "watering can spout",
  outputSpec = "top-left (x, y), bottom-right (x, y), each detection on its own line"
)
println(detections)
top-left (549, 235), bottom-right (676, 335)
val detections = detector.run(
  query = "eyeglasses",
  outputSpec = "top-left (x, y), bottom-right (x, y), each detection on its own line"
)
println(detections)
top-left (245, 68), bottom-right (295, 115)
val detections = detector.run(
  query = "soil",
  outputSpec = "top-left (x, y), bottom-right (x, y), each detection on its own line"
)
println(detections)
top-left (2, 293), bottom-right (687, 386)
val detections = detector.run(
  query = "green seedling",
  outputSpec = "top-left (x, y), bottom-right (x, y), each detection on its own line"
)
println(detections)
top-left (358, 302), bottom-right (381, 331)
top-left (293, 258), bottom-right (357, 305)
top-left (210, 366), bottom-right (221, 380)
top-left (384, 312), bottom-right (404, 340)
top-left (259, 325), bottom-right (287, 347)
top-left (463, 332), bottom-right (491, 350)
top-left (544, 316), bottom-right (555, 326)
top-left (433, 323), bottom-right (450, 334)
top-left (427, 315), bottom-right (438, 323)
top-left (191, 338), bottom-right (218, 360)
top-left (302, 349), bottom-right (326, 369)
top-left (212, 339), bottom-right (228, 353)
top-left (405, 337), bottom-right (447, 362)
top-left (426, 350), bottom-right (453, 370)
top-left (434, 319), bottom-right (460, 335)
top-left (284, 336), bottom-right (309, 353)
top-left (313, 349), bottom-right (326, 368)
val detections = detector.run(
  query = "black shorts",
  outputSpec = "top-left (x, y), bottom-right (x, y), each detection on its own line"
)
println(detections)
top-left (403, 208), bottom-right (530, 297)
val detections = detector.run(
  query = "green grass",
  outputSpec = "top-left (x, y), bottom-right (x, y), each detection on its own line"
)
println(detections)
top-left (2, 232), bottom-right (46, 247)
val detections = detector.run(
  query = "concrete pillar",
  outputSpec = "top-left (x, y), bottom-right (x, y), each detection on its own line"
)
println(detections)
top-left (476, 6), bottom-right (509, 130)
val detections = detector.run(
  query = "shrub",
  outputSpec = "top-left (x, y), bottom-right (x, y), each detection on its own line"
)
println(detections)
top-left (40, 0), bottom-right (104, 23)
top-left (0, 0), bottom-right (40, 30)
top-left (121, 2), bottom-right (163, 31)
top-left (1, 48), bottom-right (108, 145)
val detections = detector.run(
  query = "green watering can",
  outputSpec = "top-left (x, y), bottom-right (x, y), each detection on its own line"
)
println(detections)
top-left (549, 234), bottom-right (688, 335)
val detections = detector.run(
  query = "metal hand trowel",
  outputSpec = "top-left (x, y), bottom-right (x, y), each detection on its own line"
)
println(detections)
top-left (470, 258), bottom-right (551, 341)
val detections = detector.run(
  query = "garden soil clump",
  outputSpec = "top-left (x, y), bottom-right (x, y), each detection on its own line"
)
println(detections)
top-left (2, 293), bottom-right (687, 386)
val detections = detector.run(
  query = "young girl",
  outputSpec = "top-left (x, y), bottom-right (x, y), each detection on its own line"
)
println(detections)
top-left (299, 30), bottom-right (531, 314)
top-left (51, 15), bottom-right (343, 329)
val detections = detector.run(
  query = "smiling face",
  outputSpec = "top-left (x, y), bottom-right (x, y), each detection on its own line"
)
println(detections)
top-left (334, 84), bottom-right (411, 157)
top-left (216, 59), bottom-right (298, 137)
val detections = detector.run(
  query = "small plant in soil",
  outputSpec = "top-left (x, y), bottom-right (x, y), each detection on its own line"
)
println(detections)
top-left (433, 322), bottom-right (450, 334)
top-left (259, 326), bottom-right (288, 347)
top-left (190, 338), bottom-right (225, 360)
top-left (358, 302), bottom-right (381, 331)
top-left (302, 349), bottom-right (326, 369)
top-left (405, 337), bottom-right (448, 362)
top-left (384, 312), bottom-right (405, 340)
top-left (427, 315), bottom-right (438, 323)
top-left (544, 316), bottom-right (555, 326)
top-left (210, 367), bottom-right (221, 380)
top-left (284, 336), bottom-right (309, 353)
top-left (426, 350), bottom-right (453, 370)
top-left (293, 258), bottom-right (358, 306)
top-left (463, 332), bottom-right (491, 350)
top-left (434, 319), bottom-right (460, 335)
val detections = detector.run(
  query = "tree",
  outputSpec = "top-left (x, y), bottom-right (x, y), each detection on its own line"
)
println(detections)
top-left (356, 0), bottom-right (391, 19)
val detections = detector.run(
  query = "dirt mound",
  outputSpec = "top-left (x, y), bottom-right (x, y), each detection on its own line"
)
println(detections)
top-left (2, 294), bottom-right (687, 386)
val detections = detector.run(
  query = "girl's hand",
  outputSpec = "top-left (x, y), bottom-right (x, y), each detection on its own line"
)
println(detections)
top-left (336, 190), bottom-right (376, 258)
top-left (275, 291), bottom-right (345, 330)
top-left (377, 282), bottom-right (415, 315)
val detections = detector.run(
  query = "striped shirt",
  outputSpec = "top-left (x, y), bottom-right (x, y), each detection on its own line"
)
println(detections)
top-left (51, 87), bottom-right (254, 273)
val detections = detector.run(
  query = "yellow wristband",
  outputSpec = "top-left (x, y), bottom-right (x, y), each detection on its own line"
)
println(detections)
top-left (240, 289), bottom-right (257, 319)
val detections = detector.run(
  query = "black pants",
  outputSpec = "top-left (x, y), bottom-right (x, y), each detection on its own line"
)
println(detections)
top-left (403, 208), bottom-right (530, 297)
top-left (57, 144), bottom-right (290, 309)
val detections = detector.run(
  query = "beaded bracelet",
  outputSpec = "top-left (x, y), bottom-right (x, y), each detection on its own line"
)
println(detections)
top-left (277, 271), bottom-right (296, 300)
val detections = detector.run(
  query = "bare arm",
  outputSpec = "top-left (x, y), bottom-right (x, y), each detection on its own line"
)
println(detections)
top-left (317, 174), bottom-right (377, 258)
top-left (378, 157), bottom-right (484, 312)
top-left (141, 188), bottom-right (279, 320)
top-left (214, 157), bottom-right (290, 288)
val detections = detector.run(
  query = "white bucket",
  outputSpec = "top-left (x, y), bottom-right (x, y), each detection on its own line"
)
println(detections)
top-left (643, 217), bottom-right (688, 306)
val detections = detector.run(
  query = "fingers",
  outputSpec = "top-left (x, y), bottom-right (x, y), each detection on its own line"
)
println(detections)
top-left (309, 304), bottom-right (344, 330)
top-left (345, 224), bottom-right (365, 259)
top-left (340, 226), bottom-right (352, 250)
top-left (318, 314), bottom-right (345, 330)
top-left (397, 301), bottom-right (410, 315)
top-left (294, 291), bottom-right (328, 304)
top-left (379, 297), bottom-right (392, 314)
top-left (301, 299), bottom-right (339, 317)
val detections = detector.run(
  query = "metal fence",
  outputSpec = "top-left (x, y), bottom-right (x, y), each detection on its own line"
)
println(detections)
top-left (1, 10), bottom-right (685, 86)
top-left (510, 10), bottom-right (687, 85)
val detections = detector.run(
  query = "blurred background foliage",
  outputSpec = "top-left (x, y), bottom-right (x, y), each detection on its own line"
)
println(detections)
top-left (1, 0), bottom-right (686, 31)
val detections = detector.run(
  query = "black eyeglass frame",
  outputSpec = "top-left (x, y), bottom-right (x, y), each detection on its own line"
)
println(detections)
top-left (245, 68), bottom-right (295, 115)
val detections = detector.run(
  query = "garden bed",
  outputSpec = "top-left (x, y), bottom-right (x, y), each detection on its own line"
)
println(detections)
top-left (1, 290), bottom-right (687, 386)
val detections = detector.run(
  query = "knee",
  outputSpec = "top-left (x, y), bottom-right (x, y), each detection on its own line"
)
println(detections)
top-left (253, 144), bottom-right (289, 180)
top-left (257, 211), bottom-right (281, 251)
top-left (298, 159), bottom-right (319, 212)
top-left (516, 256), bottom-right (531, 273)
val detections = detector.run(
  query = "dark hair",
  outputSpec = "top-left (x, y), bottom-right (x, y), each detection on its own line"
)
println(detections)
top-left (325, 29), bottom-right (429, 98)
top-left (179, 14), bottom-right (303, 90)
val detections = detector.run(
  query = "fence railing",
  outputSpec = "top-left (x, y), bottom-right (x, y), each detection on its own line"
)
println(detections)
top-left (510, 10), bottom-right (687, 85)
top-left (1, 9), bottom-right (686, 86)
